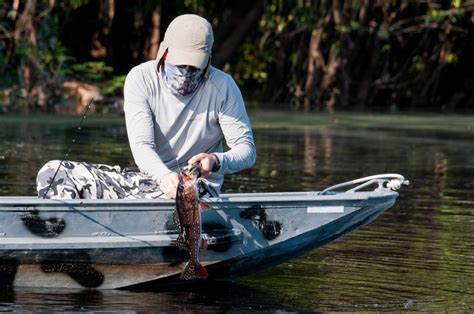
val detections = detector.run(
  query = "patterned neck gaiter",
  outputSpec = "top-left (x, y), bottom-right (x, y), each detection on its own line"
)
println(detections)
top-left (161, 63), bottom-right (204, 97)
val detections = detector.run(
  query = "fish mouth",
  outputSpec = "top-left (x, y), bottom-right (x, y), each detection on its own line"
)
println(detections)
top-left (184, 162), bottom-right (201, 177)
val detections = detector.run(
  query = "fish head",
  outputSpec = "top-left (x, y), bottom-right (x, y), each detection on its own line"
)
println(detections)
top-left (177, 163), bottom-right (202, 200)
top-left (182, 162), bottom-right (201, 182)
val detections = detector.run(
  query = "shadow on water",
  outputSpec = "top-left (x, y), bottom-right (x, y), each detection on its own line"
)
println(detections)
top-left (0, 282), bottom-right (306, 312)
top-left (0, 113), bottom-right (473, 311)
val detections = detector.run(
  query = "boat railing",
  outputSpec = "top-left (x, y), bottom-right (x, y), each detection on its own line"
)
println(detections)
top-left (319, 174), bottom-right (409, 195)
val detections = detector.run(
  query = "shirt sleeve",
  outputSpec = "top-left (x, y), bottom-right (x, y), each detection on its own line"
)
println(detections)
top-left (213, 75), bottom-right (256, 174)
top-left (123, 66), bottom-right (171, 182)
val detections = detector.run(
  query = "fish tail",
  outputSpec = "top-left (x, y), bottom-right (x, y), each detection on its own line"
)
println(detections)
top-left (180, 261), bottom-right (208, 280)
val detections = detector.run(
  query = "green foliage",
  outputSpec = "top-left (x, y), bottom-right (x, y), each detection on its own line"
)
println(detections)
top-left (0, 4), bottom-right (71, 110)
top-left (69, 61), bottom-right (125, 96)
top-left (101, 75), bottom-right (126, 96)
top-left (230, 35), bottom-right (271, 87)
top-left (70, 62), bottom-right (114, 82)
top-left (69, 0), bottom-right (91, 10)
top-left (446, 52), bottom-right (458, 64)
top-left (451, 0), bottom-right (461, 8)
top-left (228, 0), bottom-right (474, 110)
top-left (377, 24), bottom-right (390, 40)
top-left (412, 56), bottom-right (425, 72)
top-left (1, 0), bottom-right (473, 112)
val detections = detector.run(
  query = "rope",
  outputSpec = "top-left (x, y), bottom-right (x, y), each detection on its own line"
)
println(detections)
top-left (386, 178), bottom-right (410, 191)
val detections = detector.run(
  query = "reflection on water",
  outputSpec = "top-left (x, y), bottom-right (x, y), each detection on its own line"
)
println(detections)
top-left (0, 283), bottom-right (299, 312)
top-left (238, 127), bottom-right (474, 311)
top-left (0, 115), bottom-right (473, 311)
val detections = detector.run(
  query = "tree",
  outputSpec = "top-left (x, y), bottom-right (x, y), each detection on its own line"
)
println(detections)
top-left (244, 0), bottom-right (474, 111)
top-left (1, 0), bottom-right (66, 110)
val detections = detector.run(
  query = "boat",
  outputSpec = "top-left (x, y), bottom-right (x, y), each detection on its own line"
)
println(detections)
top-left (0, 174), bottom-right (408, 289)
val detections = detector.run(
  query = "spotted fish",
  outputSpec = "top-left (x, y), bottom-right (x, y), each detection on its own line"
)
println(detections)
top-left (174, 163), bottom-right (210, 280)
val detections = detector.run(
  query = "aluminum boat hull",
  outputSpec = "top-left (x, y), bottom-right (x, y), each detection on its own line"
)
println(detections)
top-left (0, 185), bottom-right (400, 289)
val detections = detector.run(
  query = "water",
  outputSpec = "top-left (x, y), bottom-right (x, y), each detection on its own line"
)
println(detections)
top-left (0, 113), bottom-right (473, 311)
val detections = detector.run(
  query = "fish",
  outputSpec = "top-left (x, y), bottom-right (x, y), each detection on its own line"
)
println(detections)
top-left (174, 163), bottom-right (210, 280)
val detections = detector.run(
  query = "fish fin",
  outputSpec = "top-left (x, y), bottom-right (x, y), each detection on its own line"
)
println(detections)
top-left (199, 201), bottom-right (211, 212)
top-left (195, 262), bottom-right (208, 279)
top-left (180, 261), bottom-right (208, 280)
top-left (176, 234), bottom-right (187, 251)
top-left (172, 208), bottom-right (181, 230)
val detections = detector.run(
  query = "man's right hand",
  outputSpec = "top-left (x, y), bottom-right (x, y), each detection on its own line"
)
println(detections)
top-left (159, 172), bottom-right (180, 199)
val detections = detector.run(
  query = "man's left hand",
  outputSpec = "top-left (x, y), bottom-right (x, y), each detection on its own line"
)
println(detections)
top-left (188, 153), bottom-right (218, 178)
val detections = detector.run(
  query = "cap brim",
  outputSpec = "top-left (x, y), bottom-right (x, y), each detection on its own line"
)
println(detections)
top-left (166, 47), bottom-right (209, 69)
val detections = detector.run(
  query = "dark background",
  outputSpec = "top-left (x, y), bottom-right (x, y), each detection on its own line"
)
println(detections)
top-left (1, 0), bottom-right (473, 112)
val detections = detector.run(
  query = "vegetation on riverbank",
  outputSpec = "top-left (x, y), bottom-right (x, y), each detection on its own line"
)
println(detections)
top-left (249, 111), bottom-right (474, 132)
top-left (1, 110), bottom-right (472, 134)
top-left (0, 0), bottom-right (473, 113)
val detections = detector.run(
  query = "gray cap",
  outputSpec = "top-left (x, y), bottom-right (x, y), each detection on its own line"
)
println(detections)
top-left (156, 14), bottom-right (214, 69)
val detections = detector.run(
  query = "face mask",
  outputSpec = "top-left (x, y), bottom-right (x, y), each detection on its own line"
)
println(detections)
top-left (161, 63), bottom-right (204, 96)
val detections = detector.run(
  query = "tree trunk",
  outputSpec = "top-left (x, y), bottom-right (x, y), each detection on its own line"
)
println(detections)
top-left (91, 0), bottom-right (115, 58)
top-left (14, 0), bottom-right (47, 108)
top-left (321, 46), bottom-right (339, 113)
top-left (303, 28), bottom-right (324, 112)
top-left (144, 4), bottom-right (161, 60)
top-left (13, 0), bottom-right (37, 46)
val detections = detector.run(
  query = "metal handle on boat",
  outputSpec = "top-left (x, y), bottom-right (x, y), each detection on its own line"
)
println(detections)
top-left (319, 174), bottom-right (409, 195)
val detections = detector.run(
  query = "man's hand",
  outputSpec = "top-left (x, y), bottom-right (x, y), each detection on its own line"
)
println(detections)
top-left (159, 171), bottom-right (180, 199)
top-left (188, 153), bottom-right (219, 178)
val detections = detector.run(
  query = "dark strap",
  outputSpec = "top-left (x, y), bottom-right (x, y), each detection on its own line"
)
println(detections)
top-left (198, 179), bottom-right (217, 198)
top-left (122, 167), bottom-right (140, 173)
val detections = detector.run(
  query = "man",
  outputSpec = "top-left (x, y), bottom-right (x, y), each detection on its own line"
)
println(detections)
top-left (36, 14), bottom-right (256, 200)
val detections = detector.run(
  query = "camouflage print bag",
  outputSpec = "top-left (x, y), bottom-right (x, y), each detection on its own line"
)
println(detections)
top-left (36, 160), bottom-right (164, 199)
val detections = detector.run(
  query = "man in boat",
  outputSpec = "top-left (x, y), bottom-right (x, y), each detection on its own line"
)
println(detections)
top-left (36, 14), bottom-right (256, 200)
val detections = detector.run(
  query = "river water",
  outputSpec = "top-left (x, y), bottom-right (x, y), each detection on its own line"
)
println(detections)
top-left (0, 113), bottom-right (473, 311)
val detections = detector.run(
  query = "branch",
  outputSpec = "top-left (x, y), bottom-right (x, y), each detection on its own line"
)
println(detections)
top-left (389, 5), bottom-right (474, 34)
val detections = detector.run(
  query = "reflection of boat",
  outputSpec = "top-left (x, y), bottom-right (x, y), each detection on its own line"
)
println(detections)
top-left (0, 174), bottom-right (408, 289)
top-left (0, 282), bottom-right (297, 312)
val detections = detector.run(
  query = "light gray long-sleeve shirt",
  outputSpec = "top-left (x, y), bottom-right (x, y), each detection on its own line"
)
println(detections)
top-left (123, 60), bottom-right (256, 195)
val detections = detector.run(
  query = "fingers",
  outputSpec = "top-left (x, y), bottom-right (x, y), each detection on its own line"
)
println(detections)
top-left (188, 153), bottom-right (206, 165)
top-left (188, 153), bottom-right (217, 178)
top-left (160, 154), bottom-right (218, 199)
top-left (199, 156), bottom-right (213, 178)
top-left (159, 172), bottom-right (180, 199)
